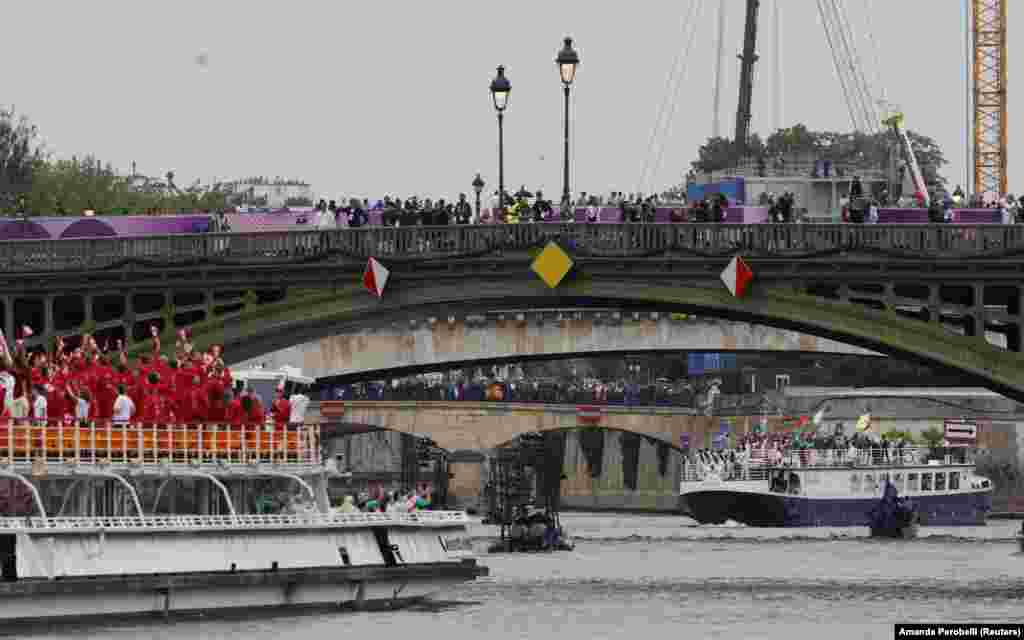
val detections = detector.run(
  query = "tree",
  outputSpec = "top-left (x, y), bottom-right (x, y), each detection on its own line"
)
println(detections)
top-left (917, 426), bottom-right (945, 450)
top-left (0, 107), bottom-right (47, 211)
top-left (691, 123), bottom-right (949, 184)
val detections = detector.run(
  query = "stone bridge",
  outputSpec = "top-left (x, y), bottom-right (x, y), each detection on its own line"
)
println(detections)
top-left (316, 399), bottom-right (1023, 512)
top-left (3, 224), bottom-right (1024, 399)
top-left (234, 310), bottom-right (880, 381)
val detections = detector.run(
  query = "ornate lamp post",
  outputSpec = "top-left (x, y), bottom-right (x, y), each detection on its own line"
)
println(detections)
top-left (490, 66), bottom-right (511, 214)
top-left (472, 173), bottom-right (485, 220)
top-left (556, 37), bottom-right (580, 206)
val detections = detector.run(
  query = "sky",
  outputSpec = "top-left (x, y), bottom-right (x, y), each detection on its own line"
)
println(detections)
top-left (3, 0), bottom-right (1017, 200)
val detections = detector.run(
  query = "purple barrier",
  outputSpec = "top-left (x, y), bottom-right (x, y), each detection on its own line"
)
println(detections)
top-left (0, 219), bottom-right (52, 241)
top-left (955, 208), bottom-right (1002, 224)
top-left (60, 218), bottom-right (117, 239)
top-left (103, 215), bottom-right (212, 236)
top-left (223, 213), bottom-right (311, 233)
top-left (877, 208), bottom-right (1002, 224)
top-left (724, 206), bottom-right (770, 224)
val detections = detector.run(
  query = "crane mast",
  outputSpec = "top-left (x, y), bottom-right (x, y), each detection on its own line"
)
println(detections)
top-left (733, 0), bottom-right (760, 163)
top-left (971, 0), bottom-right (1008, 199)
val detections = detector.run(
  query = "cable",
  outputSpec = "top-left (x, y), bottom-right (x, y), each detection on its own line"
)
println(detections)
top-left (817, 0), bottom-right (862, 132)
top-left (637, 0), bottom-right (700, 195)
top-left (647, 0), bottom-right (707, 195)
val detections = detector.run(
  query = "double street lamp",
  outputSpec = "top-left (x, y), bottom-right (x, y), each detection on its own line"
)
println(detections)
top-left (556, 37), bottom-right (580, 207)
top-left (489, 66), bottom-right (511, 214)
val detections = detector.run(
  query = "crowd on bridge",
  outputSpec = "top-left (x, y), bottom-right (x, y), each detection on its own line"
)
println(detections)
top-left (0, 326), bottom-right (309, 430)
top-left (327, 375), bottom-right (713, 409)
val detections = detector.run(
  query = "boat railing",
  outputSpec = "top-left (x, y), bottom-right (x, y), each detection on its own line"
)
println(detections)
top-left (0, 420), bottom-right (321, 466)
top-left (680, 446), bottom-right (974, 484)
top-left (0, 511), bottom-right (470, 532)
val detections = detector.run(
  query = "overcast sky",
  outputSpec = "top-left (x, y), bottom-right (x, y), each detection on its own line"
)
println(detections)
top-left (4, 1), bottom-right (1017, 200)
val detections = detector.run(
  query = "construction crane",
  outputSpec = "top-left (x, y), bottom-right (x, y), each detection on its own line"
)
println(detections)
top-left (883, 111), bottom-right (930, 208)
top-left (971, 0), bottom-right (1008, 199)
top-left (733, 0), bottom-right (761, 162)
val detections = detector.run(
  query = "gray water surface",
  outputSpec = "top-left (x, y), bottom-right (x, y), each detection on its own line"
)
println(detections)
top-left (26, 513), bottom-right (1024, 640)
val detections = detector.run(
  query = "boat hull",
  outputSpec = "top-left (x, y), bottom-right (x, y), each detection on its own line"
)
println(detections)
top-left (0, 561), bottom-right (486, 623)
top-left (680, 489), bottom-right (991, 527)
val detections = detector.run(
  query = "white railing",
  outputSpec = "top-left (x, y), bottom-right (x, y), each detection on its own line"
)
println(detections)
top-left (0, 421), bottom-right (321, 466)
top-left (680, 446), bottom-right (974, 484)
top-left (0, 511), bottom-right (470, 533)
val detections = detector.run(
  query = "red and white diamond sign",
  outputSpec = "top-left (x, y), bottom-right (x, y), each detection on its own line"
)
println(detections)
top-left (363, 257), bottom-right (390, 298)
top-left (720, 256), bottom-right (753, 298)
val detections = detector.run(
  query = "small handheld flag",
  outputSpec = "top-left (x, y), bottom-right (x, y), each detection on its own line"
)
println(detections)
top-left (720, 256), bottom-right (753, 298)
top-left (363, 257), bottom-right (390, 298)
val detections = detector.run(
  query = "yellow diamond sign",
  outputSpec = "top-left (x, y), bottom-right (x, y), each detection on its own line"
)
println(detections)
top-left (531, 241), bottom-right (574, 288)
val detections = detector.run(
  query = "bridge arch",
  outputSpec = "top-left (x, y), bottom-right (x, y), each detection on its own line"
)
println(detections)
top-left (211, 277), bottom-right (1024, 401)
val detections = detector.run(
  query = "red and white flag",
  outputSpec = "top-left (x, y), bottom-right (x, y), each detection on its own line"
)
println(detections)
top-left (577, 405), bottom-right (604, 424)
top-left (720, 256), bottom-right (753, 298)
top-left (19, 325), bottom-right (33, 339)
top-left (362, 257), bottom-right (390, 298)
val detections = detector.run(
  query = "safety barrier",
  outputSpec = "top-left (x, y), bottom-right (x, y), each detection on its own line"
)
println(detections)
top-left (0, 421), bottom-right (321, 466)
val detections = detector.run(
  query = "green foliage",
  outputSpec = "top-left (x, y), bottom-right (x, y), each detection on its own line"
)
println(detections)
top-left (0, 107), bottom-right (47, 211)
top-left (917, 426), bottom-right (945, 449)
top-left (881, 430), bottom-right (914, 443)
top-left (691, 123), bottom-right (949, 186)
top-left (242, 291), bottom-right (259, 309)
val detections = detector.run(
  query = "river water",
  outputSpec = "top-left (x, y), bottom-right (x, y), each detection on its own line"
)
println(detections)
top-left (24, 513), bottom-right (1024, 640)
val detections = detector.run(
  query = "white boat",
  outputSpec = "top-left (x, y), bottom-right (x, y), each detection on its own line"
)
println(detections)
top-left (0, 364), bottom-right (487, 623)
top-left (679, 446), bottom-right (992, 527)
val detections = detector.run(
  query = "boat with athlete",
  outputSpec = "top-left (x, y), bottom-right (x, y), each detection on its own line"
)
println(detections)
top-left (0, 326), bottom-right (486, 624)
top-left (679, 437), bottom-right (992, 527)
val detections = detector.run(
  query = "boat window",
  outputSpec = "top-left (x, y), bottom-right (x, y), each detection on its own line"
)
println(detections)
top-left (892, 473), bottom-right (904, 492)
top-left (935, 472), bottom-right (946, 491)
top-left (849, 474), bottom-right (861, 492)
top-left (905, 471), bottom-right (921, 491)
top-left (921, 473), bottom-right (932, 491)
top-left (788, 472), bottom-right (801, 495)
top-left (770, 470), bottom-right (785, 493)
top-left (864, 474), bottom-right (876, 493)
top-left (949, 472), bottom-right (960, 490)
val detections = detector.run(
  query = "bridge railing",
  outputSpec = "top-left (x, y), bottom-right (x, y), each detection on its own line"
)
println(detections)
top-left (1, 224), bottom-right (1023, 271)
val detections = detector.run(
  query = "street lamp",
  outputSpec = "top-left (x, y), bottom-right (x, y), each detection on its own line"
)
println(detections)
top-left (556, 36), bottom-right (580, 206)
top-left (472, 173), bottom-right (485, 221)
top-left (490, 66), bottom-right (511, 214)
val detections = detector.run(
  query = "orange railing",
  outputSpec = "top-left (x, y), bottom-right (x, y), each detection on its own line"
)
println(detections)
top-left (0, 420), bottom-right (321, 466)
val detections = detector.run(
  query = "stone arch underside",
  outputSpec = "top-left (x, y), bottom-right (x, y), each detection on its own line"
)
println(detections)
top-left (198, 277), bottom-right (1024, 401)
top-left (235, 310), bottom-right (882, 383)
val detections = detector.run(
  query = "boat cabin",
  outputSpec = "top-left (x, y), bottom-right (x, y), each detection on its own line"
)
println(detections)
top-left (767, 463), bottom-right (991, 498)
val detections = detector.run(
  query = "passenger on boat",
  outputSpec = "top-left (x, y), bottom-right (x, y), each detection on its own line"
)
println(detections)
top-left (338, 495), bottom-right (358, 513)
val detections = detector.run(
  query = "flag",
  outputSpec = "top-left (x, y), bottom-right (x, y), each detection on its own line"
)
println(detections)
top-left (943, 419), bottom-right (976, 445)
top-left (577, 405), bottom-right (603, 424)
top-left (19, 325), bottom-right (33, 340)
top-left (362, 257), bottom-right (390, 298)
top-left (855, 413), bottom-right (873, 432)
top-left (720, 256), bottom-right (753, 298)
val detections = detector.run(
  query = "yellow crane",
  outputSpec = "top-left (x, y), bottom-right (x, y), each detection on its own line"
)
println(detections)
top-left (971, 0), bottom-right (1008, 199)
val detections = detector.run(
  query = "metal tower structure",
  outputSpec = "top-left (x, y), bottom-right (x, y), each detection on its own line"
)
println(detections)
top-left (734, 0), bottom-right (761, 161)
top-left (971, 0), bottom-right (1008, 198)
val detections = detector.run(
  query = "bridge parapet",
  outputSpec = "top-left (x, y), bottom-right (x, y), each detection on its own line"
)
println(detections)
top-left (2, 223), bottom-right (1024, 272)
